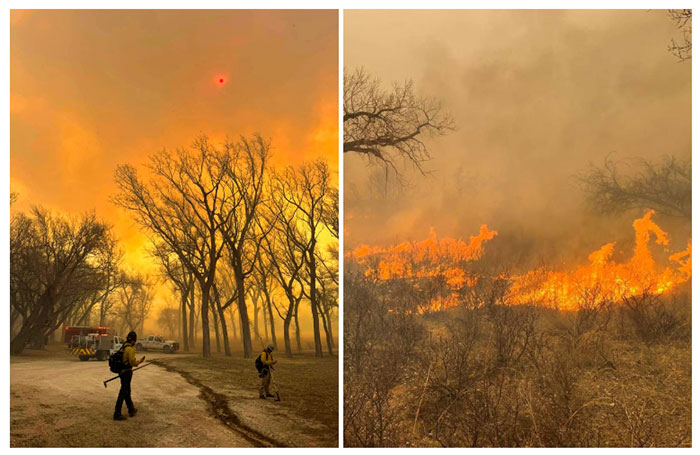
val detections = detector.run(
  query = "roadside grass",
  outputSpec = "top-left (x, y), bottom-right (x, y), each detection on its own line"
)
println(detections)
top-left (155, 349), bottom-right (338, 447)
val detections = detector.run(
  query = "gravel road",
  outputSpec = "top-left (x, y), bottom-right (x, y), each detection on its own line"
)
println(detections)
top-left (10, 352), bottom-right (259, 447)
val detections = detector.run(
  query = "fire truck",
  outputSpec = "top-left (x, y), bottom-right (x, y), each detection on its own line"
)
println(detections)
top-left (63, 326), bottom-right (109, 344)
top-left (69, 331), bottom-right (124, 361)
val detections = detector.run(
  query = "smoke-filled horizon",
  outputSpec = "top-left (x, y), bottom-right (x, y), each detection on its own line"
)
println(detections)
top-left (11, 10), bottom-right (338, 340)
top-left (12, 10), bottom-right (337, 272)
top-left (344, 10), bottom-right (690, 265)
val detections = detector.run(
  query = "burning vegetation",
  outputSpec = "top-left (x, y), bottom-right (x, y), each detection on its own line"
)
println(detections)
top-left (344, 210), bottom-right (692, 447)
top-left (343, 9), bottom-right (691, 449)
top-left (347, 210), bottom-right (691, 313)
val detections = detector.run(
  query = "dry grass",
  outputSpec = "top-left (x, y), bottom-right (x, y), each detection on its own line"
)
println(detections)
top-left (344, 274), bottom-right (691, 447)
top-left (156, 350), bottom-right (338, 447)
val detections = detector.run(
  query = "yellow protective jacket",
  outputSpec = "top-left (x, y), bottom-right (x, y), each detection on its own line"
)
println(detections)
top-left (122, 345), bottom-right (143, 368)
top-left (260, 350), bottom-right (274, 366)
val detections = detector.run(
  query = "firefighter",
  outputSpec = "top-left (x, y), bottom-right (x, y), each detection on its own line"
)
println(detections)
top-left (114, 330), bottom-right (145, 421)
top-left (258, 344), bottom-right (277, 399)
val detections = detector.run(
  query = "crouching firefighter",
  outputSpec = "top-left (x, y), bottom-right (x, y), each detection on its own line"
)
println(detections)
top-left (113, 331), bottom-right (146, 420)
top-left (255, 344), bottom-right (277, 399)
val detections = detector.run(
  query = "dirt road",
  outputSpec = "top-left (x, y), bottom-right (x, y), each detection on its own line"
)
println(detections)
top-left (10, 351), bottom-right (269, 447)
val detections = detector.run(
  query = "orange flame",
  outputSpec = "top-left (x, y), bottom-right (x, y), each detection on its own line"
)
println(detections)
top-left (508, 210), bottom-right (691, 310)
top-left (348, 224), bottom-right (498, 283)
top-left (346, 211), bottom-right (691, 313)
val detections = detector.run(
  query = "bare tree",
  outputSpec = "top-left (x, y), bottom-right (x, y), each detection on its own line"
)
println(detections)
top-left (317, 254), bottom-right (338, 356)
top-left (10, 208), bottom-right (110, 354)
top-left (260, 184), bottom-right (307, 357)
top-left (216, 135), bottom-right (271, 358)
top-left (211, 261), bottom-right (240, 356)
top-left (70, 232), bottom-right (123, 327)
top-left (158, 300), bottom-right (180, 339)
top-left (116, 273), bottom-right (153, 336)
top-left (190, 283), bottom-right (199, 347)
top-left (323, 187), bottom-right (339, 240)
top-left (668, 9), bottom-right (691, 61)
top-left (248, 286), bottom-right (265, 348)
top-left (113, 136), bottom-right (230, 358)
top-left (578, 155), bottom-right (691, 219)
top-left (276, 159), bottom-right (335, 357)
top-left (344, 67), bottom-right (454, 173)
top-left (96, 237), bottom-right (124, 326)
top-left (252, 258), bottom-right (279, 349)
top-left (152, 242), bottom-right (194, 352)
top-left (311, 224), bottom-right (339, 356)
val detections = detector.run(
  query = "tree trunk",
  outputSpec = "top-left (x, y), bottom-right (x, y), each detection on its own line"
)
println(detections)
top-left (10, 310), bottom-right (20, 340)
top-left (265, 292), bottom-right (278, 350)
top-left (212, 307), bottom-right (221, 353)
top-left (325, 307), bottom-right (335, 355)
top-left (238, 309), bottom-right (243, 346)
top-left (30, 330), bottom-right (46, 350)
top-left (98, 292), bottom-right (111, 327)
top-left (294, 298), bottom-right (302, 353)
top-left (189, 283), bottom-right (196, 348)
top-left (11, 322), bottom-right (38, 355)
top-left (228, 306), bottom-right (237, 340)
top-left (262, 296), bottom-right (269, 342)
top-left (189, 304), bottom-right (195, 349)
top-left (253, 292), bottom-right (261, 344)
top-left (283, 311), bottom-right (293, 358)
top-left (234, 270), bottom-right (253, 358)
top-left (181, 292), bottom-right (189, 352)
top-left (11, 291), bottom-right (53, 355)
top-left (216, 298), bottom-right (231, 356)
top-left (200, 281), bottom-right (211, 358)
top-left (308, 248), bottom-right (323, 357)
top-left (320, 305), bottom-right (334, 356)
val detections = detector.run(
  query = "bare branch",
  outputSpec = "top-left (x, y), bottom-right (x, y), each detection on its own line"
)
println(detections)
top-left (344, 67), bottom-right (455, 174)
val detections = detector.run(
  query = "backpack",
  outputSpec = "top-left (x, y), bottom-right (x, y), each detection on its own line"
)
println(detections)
top-left (255, 354), bottom-right (264, 373)
top-left (255, 351), bottom-right (272, 373)
top-left (109, 343), bottom-right (128, 374)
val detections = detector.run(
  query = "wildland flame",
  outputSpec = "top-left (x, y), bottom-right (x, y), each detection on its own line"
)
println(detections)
top-left (347, 210), bottom-right (691, 312)
top-left (350, 224), bottom-right (498, 284)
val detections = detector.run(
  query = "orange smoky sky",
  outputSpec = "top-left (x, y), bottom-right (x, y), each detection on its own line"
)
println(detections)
top-left (11, 10), bottom-right (338, 295)
top-left (344, 10), bottom-right (690, 261)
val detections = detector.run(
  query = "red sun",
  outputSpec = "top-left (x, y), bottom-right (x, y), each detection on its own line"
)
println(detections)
top-left (218, 77), bottom-right (225, 85)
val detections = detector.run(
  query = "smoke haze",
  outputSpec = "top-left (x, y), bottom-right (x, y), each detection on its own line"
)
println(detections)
top-left (11, 10), bottom-right (338, 335)
top-left (344, 10), bottom-right (690, 265)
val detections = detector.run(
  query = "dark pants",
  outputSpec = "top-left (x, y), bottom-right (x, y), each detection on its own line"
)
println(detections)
top-left (114, 369), bottom-right (135, 417)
